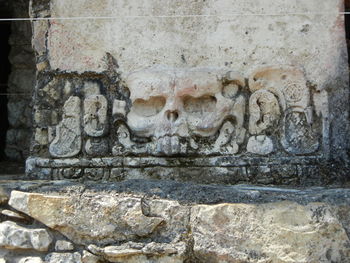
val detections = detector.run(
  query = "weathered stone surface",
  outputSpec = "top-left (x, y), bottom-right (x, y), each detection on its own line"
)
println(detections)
top-left (247, 135), bottom-right (274, 155)
top-left (45, 0), bottom-right (345, 88)
top-left (18, 257), bottom-right (44, 263)
top-left (55, 240), bottom-right (74, 251)
top-left (0, 180), bottom-right (349, 262)
top-left (49, 96), bottom-right (82, 158)
top-left (81, 250), bottom-right (100, 263)
top-left (85, 138), bottom-right (109, 156)
top-left (83, 95), bottom-right (108, 137)
top-left (27, 0), bottom-right (349, 183)
top-left (9, 191), bottom-right (164, 245)
top-left (0, 209), bottom-right (30, 222)
top-left (45, 253), bottom-right (82, 263)
top-left (89, 241), bottom-right (186, 263)
top-left (0, 221), bottom-right (52, 251)
top-left (191, 202), bottom-right (350, 262)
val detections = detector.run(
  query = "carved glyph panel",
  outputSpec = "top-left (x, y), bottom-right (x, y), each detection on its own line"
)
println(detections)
top-left (46, 65), bottom-right (326, 158)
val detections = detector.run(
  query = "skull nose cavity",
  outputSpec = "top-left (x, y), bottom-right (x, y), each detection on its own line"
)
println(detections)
top-left (166, 110), bottom-right (179, 122)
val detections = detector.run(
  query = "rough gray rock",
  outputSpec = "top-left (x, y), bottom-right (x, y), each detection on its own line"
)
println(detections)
top-left (54, 240), bottom-right (74, 251)
top-left (88, 241), bottom-right (186, 263)
top-left (9, 191), bottom-right (164, 246)
top-left (45, 252), bottom-right (82, 263)
top-left (0, 221), bottom-right (52, 251)
top-left (18, 257), bottom-right (44, 263)
top-left (191, 202), bottom-right (350, 262)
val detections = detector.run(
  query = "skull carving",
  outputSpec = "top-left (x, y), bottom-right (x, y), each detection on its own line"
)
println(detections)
top-left (126, 67), bottom-right (245, 155)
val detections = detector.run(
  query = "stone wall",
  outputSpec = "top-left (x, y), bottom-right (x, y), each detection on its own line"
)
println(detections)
top-left (0, 180), bottom-right (349, 263)
top-left (27, 0), bottom-right (350, 185)
top-left (5, 0), bottom-right (35, 161)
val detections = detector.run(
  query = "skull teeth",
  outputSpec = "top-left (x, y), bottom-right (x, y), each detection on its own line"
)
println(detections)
top-left (156, 135), bottom-right (180, 156)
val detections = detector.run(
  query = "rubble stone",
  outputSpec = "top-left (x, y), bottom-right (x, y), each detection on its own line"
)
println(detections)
top-left (0, 221), bottom-right (52, 251)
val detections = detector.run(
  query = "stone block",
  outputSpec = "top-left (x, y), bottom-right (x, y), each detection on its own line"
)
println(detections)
top-left (55, 240), bottom-right (74, 251)
top-left (190, 202), bottom-right (350, 262)
top-left (9, 191), bottom-right (164, 246)
top-left (0, 221), bottom-right (52, 251)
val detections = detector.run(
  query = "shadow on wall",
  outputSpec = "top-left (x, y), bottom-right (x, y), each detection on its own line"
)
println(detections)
top-left (346, 0), bottom-right (350, 66)
top-left (0, 6), bottom-right (11, 161)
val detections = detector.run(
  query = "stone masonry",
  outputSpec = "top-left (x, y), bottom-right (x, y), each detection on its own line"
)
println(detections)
top-left (5, 0), bottom-right (35, 161)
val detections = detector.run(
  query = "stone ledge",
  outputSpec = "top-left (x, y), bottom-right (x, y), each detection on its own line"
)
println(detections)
top-left (0, 180), bottom-right (349, 262)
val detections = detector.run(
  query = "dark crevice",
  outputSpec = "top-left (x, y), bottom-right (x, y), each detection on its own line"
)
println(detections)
top-left (346, 1), bottom-right (350, 66)
top-left (0, 2), bottom-right (12, 160)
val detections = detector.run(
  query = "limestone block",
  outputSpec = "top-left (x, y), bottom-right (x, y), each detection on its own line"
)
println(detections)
top-left (0, 221), bottom-right (52, 251)
top-left (83, 95), bottom-right (108, 137)
top-left (147, 199), bottom-right (191, 242)
top-left (9, 191), bottom-right (164, 246)
top-left (18, 257), bottom-right (44, 263)
top-left (247, 135), bottom-right (274, 155)
top-left (88, 241), bottom-right (186, 263)
top-left (81, 250), bottom-right (100, 263)
top-left (45, 253), bottom-right (82, 263)
top-left (49, 96), bottom-right (82, 158)
top-left (55, 240), bottom-right (74, 251)
top-left (191, 202), bottom-right (350, 262)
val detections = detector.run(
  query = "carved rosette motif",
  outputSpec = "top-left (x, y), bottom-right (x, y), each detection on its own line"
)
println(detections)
top-left (47, 65), bottom-right (326, 159)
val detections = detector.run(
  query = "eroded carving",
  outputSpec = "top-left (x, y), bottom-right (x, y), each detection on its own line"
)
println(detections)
top-left (41, 65), bottom-right (326, 164)
top-left (249, 90), bottom-right (280, 135)
top-left (247, 135), bottom-right (274, 155)
top-left (124, 67), bottom-right (246, 156)
top-left (83, 95), bottom-right (108, 137)
top-left (249, 66), bottom-right (319, 154)
top-left (49, 96), bottom-right (82, 158)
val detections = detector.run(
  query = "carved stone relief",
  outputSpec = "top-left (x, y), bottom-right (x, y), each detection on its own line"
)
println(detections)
top-left (123, 68), bottom-right (246, 156)
top-left (248, 66), bottom-right (320, 155)
top-left (49, 96), bottom-right (82, 158)
top-left (45, 65), bottom-right (326, 160)
top-left (83, 95), bottom-right (108, 137)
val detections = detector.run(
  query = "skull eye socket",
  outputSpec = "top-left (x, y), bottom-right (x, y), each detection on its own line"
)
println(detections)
top-left (132, 96), bottom-right (166, 117)
top-left (183, 95), bottom-right (217, 116)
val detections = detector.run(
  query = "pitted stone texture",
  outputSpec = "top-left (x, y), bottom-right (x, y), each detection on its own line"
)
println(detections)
top-left (55, 240), bottom-right (74, 251)
top-left (45, 252), bottom-right (82, 263)
top-left (190, 202), bottom-right (350, 263)
top-left (83, 95), bottom-right (108, 137)
top-left (9, 191), bottom-right (164, 246)
top-left (0, 221), bottom-right (52, 251)
top-left (81, 250), bottom-right (100, 263)
top-left (88, 241), bottom-right (186, 263)
top-left (248, 66), bottom-right (319, 155)
top-left (49, 96), bottom-right (82, 158)
top-left (247, 135), bottom-right (274, 155)
top-left (125, 67), bottom-right (246, 156)
top-left (45, 0), bottom-right (345, 90)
